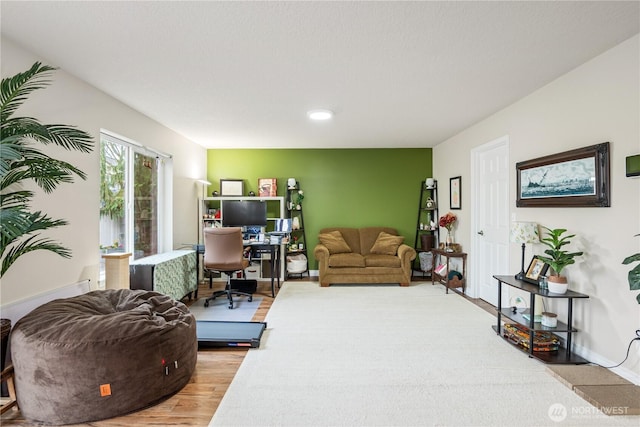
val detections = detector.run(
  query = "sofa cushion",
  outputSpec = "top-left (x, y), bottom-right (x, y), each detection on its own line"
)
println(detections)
top-left (318, 230), bottom-right (352, 254)
top-left (359, 227), bottom-right (399, 254)
top-left (364, 254), bottom-right (402, 268)
top-left (319, 228), bottom-right (361, 253)
top-left (328, 253), bottom-right (366, 268)
top-left (370, 231), bottom-right (404, 255)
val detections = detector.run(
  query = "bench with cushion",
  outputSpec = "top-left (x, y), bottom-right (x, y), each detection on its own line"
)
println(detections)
top-left (313, 227), bottom-right (416, 287)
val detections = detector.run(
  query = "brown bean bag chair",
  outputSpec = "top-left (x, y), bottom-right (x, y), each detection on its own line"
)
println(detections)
top-left (10, 289), bottom-right (197, 425)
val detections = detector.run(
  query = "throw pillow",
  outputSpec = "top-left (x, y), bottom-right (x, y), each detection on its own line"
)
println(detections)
top-left (370, 231), bottom-right (404, 255)
top-left (318, 230), bottom-right (352, 254)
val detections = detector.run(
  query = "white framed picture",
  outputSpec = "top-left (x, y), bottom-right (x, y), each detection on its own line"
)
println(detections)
top-left (220, 179), bottom-right (244, 196)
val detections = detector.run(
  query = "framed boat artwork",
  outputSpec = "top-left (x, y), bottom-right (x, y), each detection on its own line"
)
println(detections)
top-left (516, 142), bottom-right (610, 208)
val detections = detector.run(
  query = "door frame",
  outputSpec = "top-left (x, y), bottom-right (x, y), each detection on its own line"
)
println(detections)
top-left (469, 135), bottom-right (510, 300)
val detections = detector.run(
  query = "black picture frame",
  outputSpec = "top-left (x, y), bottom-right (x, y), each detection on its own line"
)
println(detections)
top-left (516, 142), bottom-right (610, 207)
top-left (524, 256), bottom-right (549, 285)
top-left (450, 176), bottom-right (461, 210)
top-left (220, 179), bottom-right (244, 196)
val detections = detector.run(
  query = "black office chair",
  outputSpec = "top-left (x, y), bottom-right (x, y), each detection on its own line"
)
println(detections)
top-left (202, 227), bottom-right (253, 309)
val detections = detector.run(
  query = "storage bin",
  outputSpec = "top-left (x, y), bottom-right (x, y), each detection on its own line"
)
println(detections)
top-left (287, 254), bottom-right (307, 273)
top-left (419, 252), bottom-right (433, 272)
top-left (245, 264), bottom-right (260, 279)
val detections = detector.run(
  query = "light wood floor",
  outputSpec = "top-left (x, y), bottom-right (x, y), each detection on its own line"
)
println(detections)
top-left (0, 279), bottom-right (280, 427)
top-left (1, 277), bottom-right (494, 426)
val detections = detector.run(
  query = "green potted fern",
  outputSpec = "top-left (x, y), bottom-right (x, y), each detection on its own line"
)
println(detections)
top-left (536, 227), bottom-right (584, 294)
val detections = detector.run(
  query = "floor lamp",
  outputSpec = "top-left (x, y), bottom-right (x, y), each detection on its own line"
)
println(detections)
top-left (510, 221), bottom-right (539, 281)
top-left (197, 179), bottom-right (212, 244)
top-left (197, 179), bottom-right (212, 200)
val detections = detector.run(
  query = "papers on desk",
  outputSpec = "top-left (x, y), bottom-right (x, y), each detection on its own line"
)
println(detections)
top-left (274, 218), bottom-right (292, 233)
top-left (268, 234), bottom-right (282, 244)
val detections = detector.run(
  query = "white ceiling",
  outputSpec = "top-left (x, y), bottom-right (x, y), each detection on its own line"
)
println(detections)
top-left (1, 1), bottom-right (638, 149)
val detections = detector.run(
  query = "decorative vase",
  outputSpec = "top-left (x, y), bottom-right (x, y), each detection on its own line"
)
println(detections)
top-left (292, 217), bottom-right (300, 230)
top-left (547, 276), bottom-right (568, 294)
top-left (446, 230), bottom-right (453, 245)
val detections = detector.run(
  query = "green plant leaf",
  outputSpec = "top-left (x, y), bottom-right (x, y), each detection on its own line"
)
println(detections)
top-left (0, 62), bottom-right (56, 122)
top-left (623, 234), bottom-right (640, 303)
top-left (629, 265), bottom-right (640, 291)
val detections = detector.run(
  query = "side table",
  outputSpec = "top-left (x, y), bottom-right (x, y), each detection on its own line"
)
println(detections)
top-left (431, 249), bottom-right (467, 294)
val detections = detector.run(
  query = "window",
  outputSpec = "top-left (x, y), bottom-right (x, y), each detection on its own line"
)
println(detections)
top-left (99, 131), bottom-right (172, 277)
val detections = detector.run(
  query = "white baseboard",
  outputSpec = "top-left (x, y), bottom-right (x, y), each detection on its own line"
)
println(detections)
top-left (1, 279), bottom-right (91, 326)
top-left (571, 340), bottom-right (640, 385)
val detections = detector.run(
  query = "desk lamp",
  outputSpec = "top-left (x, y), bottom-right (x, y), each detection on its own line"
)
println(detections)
top-left (510, 221), bottom-right (539, 281)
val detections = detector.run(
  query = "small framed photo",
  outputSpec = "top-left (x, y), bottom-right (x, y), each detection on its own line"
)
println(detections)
top-left (258, 178), bottom-right (277, 197)
top-left (524, 256), bottom-right (549, 284)
top-left (220, 179), bottom-right (244, 196)
top-left (450, 176), bottom-right (461, 209)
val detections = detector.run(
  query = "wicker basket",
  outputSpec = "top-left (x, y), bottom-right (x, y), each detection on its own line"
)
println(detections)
top-left (1, 318), bottom-right (11, 370)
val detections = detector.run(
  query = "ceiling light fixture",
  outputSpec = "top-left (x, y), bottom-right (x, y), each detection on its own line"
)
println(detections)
top-left (307, 109), bottom-right (333, 121)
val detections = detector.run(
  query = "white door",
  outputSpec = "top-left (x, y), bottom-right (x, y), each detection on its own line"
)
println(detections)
top-left (470, 136), bottom-right (510, 306)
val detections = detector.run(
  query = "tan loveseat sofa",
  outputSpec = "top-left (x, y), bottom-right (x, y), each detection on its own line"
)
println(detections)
top-left (313, 227), bottom-right (416, 287)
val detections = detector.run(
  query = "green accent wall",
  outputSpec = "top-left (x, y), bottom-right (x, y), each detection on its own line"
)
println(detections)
top-left (206, 148), bottom-right (433, 270)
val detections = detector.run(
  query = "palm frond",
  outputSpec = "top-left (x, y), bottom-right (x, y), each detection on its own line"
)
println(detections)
top-left (0, 62), bottom-right (56, 122)
top-left (2, 117), bottom-right (93, 153)
top-left (1, 62), bottom-right (91, 278)
top-left (0, 142), bottom-right (21, 178)
top-left (0, 144), bottom-right (88, 193)
top-left (0, 190), bottom-right (34, 208)
top-left (2, 235), bottom-right (72, 276)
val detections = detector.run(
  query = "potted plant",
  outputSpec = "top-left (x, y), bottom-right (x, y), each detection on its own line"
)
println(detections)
top-left (294, 190), bottom-right (304, 209)
top-left (536, 227), bottom-right (584, 294)
top-left (622, 234), bottom-right (640, 303)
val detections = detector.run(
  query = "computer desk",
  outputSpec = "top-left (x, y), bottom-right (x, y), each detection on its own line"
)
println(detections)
top-left (194, 240), bottom-right (282, 298)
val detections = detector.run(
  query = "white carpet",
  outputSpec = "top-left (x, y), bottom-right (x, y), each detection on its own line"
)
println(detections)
top-left (210, 282), bottom-right (638, 426)
top-left (189, 296), bottom-right (262, 322)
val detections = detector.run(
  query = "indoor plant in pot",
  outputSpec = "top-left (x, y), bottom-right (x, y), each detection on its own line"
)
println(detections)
top-left (537, 227), bottom-right (584, 294)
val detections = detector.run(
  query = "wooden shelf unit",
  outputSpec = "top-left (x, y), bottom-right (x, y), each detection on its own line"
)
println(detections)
top-left (412, 180), bottom-right (439, 278)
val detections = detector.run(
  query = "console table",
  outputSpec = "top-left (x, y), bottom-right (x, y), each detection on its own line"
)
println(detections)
top-left (492, 275), bottom-right (589, 364)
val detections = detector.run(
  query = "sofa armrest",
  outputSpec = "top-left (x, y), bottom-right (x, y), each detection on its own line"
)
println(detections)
top-left (397, 244), bottom-right (417, 272)
top-left (314, 244), bottom-right (330, 265)
top-left (313, 244), bottom-right (331, 284)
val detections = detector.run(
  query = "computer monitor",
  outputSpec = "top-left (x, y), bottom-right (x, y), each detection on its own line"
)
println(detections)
top-left (221, 200), bottom-right (268, 227)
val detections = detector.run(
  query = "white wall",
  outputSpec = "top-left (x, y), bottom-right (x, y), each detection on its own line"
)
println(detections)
top-left (1, 38), bottom-right (207, 304)
top-left (434, 35), bottom-right (640, 382)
